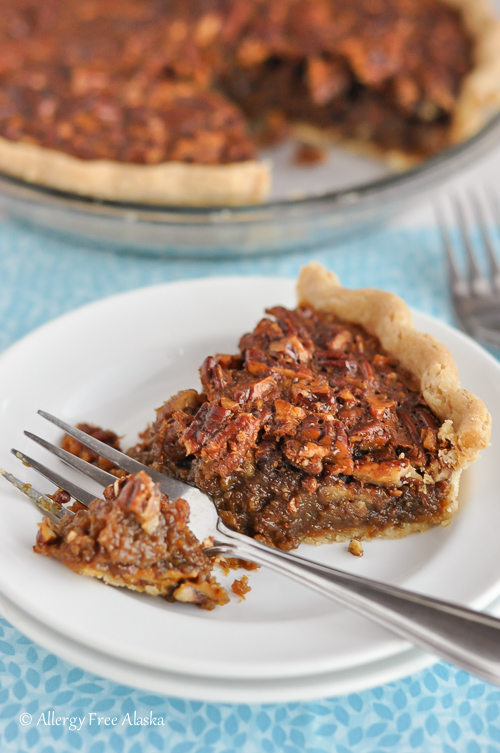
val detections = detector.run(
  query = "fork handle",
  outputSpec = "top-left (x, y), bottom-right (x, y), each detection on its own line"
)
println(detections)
top-left (209, 525), bottom-right (500, 686)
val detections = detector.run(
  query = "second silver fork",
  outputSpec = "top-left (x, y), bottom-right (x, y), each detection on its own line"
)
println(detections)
top-left (4, 409), bottom-right (500, 687)
top-left (437, 189), bottom-right (500, 349)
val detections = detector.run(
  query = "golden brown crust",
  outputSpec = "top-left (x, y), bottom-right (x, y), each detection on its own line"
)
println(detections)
top-left (445, 0), bottom-right (500, 142)
top-left (303, 517), bottom-right (444, 545)
top-left (0, 136), bottom-right (270, 206)
top-left (297, 262), bottom-right (491, 473)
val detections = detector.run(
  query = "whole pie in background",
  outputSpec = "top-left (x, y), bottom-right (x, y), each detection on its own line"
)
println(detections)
top-left (0, 0), bottom-right (499, 205)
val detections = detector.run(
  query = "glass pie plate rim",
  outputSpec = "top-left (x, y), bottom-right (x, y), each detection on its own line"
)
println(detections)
top-left (0, 113), bottom-right (499, 255)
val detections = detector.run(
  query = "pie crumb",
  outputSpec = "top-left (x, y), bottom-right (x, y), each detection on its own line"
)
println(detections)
top-left (231, 575), bottom-right (251, 601)
top-left (294, 143), bottom-right (328, 166)
top-left (348, 539), bottom-right (364, 557)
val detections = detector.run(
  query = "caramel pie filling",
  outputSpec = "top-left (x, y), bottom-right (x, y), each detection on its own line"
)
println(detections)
top-left (0, 0), bottom-right (472, 166)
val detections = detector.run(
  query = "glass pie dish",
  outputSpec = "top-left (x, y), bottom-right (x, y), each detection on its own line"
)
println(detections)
top-left (0, 112), bottom-right (499, 258)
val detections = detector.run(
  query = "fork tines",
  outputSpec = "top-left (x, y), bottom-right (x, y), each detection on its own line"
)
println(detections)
top-left (2, 411), bottom-right (137, 520)
top-left (0, 467), bottom-right (74, 521)
top-left (437, 189), bottom-right (500, 295)
top-left (2, 410), bottom-right (193, 525)
top-left (436, 187), bottom-right (500, 349)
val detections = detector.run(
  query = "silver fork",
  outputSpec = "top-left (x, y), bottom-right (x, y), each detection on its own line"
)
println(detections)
top-left (3, 409), bottom-right (500, 686)
top-left (437, 189), bottom-right (500, 350)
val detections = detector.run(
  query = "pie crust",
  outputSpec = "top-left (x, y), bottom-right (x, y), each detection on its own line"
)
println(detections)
top-left (0, 0), bottom-right (498, 205)
top-left (446, 0), bottom-right (500, 142)
top-left (0, 138), bottom-right (270, 206)
top-left (297, 262), bottom-right (491, 527)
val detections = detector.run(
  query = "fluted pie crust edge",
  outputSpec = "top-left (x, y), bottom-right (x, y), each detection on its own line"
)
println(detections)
top-left (297, 263), bottom-right (491, 537)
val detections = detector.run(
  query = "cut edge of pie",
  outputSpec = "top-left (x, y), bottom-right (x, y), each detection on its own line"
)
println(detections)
top-left (293, 0), bottom-right (500, 170)
top-left (297, 262), bottom-right (491, 534)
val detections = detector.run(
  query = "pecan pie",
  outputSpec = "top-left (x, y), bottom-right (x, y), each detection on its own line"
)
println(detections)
top-left (34, 470), bottom-right (229, 609)
top-left (129, 264), bottom-right (490, 551)
top-left (0, 0), bottom-right (499, 204)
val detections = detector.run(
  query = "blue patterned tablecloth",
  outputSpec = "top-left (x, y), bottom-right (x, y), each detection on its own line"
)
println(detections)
top-left (0, 216), bottom-right (499, 753)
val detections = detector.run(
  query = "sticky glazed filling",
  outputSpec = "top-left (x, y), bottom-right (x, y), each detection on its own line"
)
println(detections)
top-left (131, 305), bottom-right (454, 551)
top-left (0, 0), bottom-right (472, 165)
top-left (35, 471), bottom-right (229, 609)
top-left (0, 0), bottom-right (257, 165)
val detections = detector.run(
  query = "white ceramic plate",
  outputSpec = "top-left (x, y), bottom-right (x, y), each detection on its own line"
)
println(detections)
top-left (0, 277), bottom-right (499, 688)
top-left (0, 587), bottom-right (433, 703)
top-left (2, 580), bottom-right (500, 704)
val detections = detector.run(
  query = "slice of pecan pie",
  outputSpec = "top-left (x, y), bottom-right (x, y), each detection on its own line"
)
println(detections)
top-left (34, 470), bottom-right (229, 609)
top-left (130, 264), bottom-right (490, 551)
top-left (0, 0), bottom-right (499, 204)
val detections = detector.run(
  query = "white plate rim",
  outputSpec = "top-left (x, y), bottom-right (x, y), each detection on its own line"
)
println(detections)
top-left (0, 276), bottom-right (498, 684)
top-left (0, 588), bottom-right (435, 704)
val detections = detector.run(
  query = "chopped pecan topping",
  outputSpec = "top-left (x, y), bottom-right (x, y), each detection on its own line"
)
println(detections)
top-left (350, 420), bottom-right (391, 451)
top-left (201, 357), bottom-right (229, 400)
top-left (366, 393), bottom-right (396, 418)
top-left (199, 412), bottom-right (261, 478)
top-left (284, 437), bottom-right (330, 475)
top-left (112, 472), bottom-right (162, 535)
top-left (270, 399), bottom-right (307, 438)
top-left (330, 424), bottom-right (354, 474)
top-left (352, 458), bottom-right (413, 487)
top-left (181, 404), bottom-right (232, 455)
top-left (49, 489), bottom-right (71, 507)
top-left (268, 335), bottom-right (312, 364)
top-left (327, 330), bottom-right (353, 352)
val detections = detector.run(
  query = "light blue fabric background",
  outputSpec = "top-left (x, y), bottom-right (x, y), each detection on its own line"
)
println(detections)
top-left (0, 216), bottom-right (499, 753)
